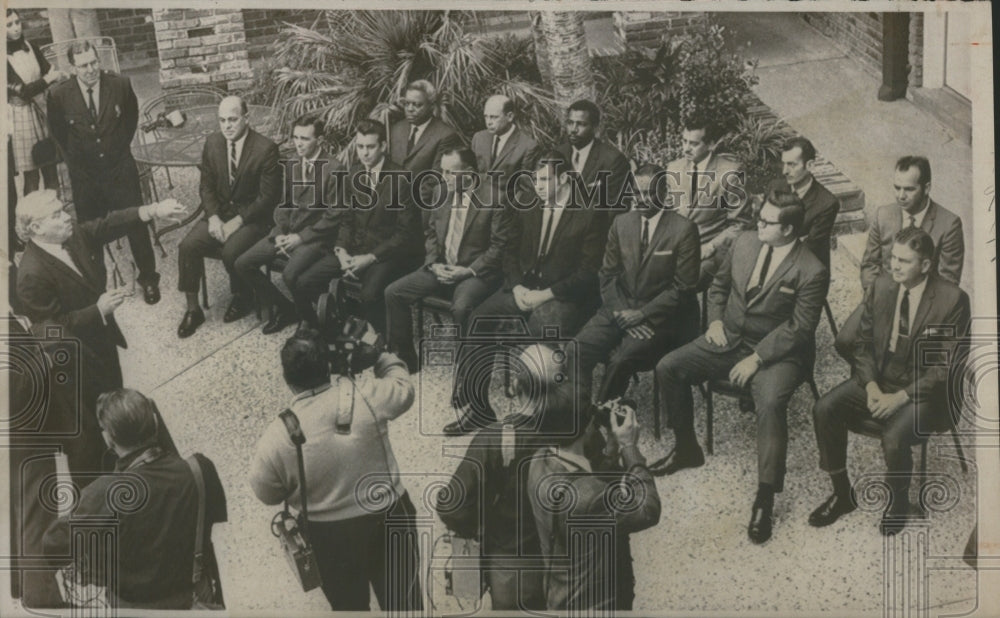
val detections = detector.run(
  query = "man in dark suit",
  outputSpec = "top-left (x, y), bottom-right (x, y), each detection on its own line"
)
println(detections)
top-left (471, 94), bottom-right (539, 191)
top-left (555, 99), bottom-right (630, 223)
top-left (176, 96), bottom-right (282, 338)
top-left (46, 41), bottom-right (161, 304)
top-left (14, 190), bottom-right (185, 479)
top-left (765, 137), bottom-right (840, 269)
top-left (389, 79), bottom-right (461, 182)
top-left (655, 189), bottom-right (828, 544)
top-left (446, 150), bottom-right (606, 435)
top-left (234, 116), bottom-right (341, 335)
top-left (384, 147), bottom-right (509, 373)
top-left (809, 228), bottom-right (970, 536)
top-left (834, 156), bottom-right (964, 359)
top-left (291, 119), bottom-right (421, 332)
top-left (575, 163), bottom-right (701, 403)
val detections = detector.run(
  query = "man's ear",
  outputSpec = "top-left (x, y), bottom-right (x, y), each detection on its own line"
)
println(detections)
top-left (804, 159), bottom-right (816, 174)
top-left (921, 258), bottom-right (933, 275)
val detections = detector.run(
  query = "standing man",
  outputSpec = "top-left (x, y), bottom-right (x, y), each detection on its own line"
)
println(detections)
top-left (834, 156), bottom-right (964, 359)
top-left (390, 80), bottom-right (460, 181)
top-left (555, 99), bottom-right (629, 222)
top-left (809, 228), bottom-right (970, 535)
top-left (471, 94), bottom-right (539, 190)
top-left (47, 41), bottom-right (161, 304)
top-left (384, 147), bottom-right (508, 373)
top-left (234, 116), bottom-right (340, 335)
top-left (765, 137), bottom-right (840, 269)
top-left (665, 119), bottom-right (748, 289)
top-left (654, 190), bottom-right (828, 544)
top-left (176, 96), bottom-right (281, 338)
top-left (575, 163), bottom-right (701, 403)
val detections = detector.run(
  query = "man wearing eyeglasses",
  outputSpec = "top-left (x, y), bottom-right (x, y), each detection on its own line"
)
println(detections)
top-left (654, 189), bottom-right (828, 544)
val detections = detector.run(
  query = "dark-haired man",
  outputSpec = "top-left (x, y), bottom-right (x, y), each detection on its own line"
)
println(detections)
top-left (655, 189), bottom-right (828, 544)
top-left (809, 228), bottom-right (970, 535)
top-left (555, 99), bottom-right (629, 222)
top-left (834, 156), bottom-right (964, 360)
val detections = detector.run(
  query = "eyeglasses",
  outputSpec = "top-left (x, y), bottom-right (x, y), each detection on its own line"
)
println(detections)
top-left (757, 217), bottom-right (782, 227)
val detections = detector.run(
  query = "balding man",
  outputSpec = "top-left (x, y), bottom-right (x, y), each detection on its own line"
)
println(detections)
top-left (176, 96), bottom-right (282, 338)
top-left (471, 95), bottom-right (539, 190)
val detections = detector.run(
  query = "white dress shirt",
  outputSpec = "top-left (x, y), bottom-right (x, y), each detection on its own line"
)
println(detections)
top-left (77, 77), bottom-right (100, 115)
top-left (408, 118), bottom-right (432, 147)
top-left (638, 210), bottom-right (665, 255)
top-left (444, 192), bottom-right (472, 266)
top-left (571, 140), bottom-right (594, 174)
top-left (902, 197), bottom-right (931, 229)
top-left (747, 240), bottom-right (797, 292)
top-left (889, 276), bottom-right (927, 353)
top-left (793, 176), bottom-right (814, 199)
top-left (538, 194), bottom-right (571, 256)
top-left (492, 124), bottom-right (516, 159)
top-left (364, 156), bottom-right (385, 186)
top-left (228, 131), bottom-right (248, 171)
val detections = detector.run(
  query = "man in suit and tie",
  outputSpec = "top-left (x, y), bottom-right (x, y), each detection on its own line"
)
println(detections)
top-left (471, 94), bottom-right (539, 191)
top-left (555, 100), bottom-right (630, 223)
top-left (575, 163), bottom-right (701, 403)
top-left (665, 119), bottom-right (749, 289)
top-left (765, 137), bottom-right (841, 269)
top-left (384, 147), bottom-right (509, 373)
top-left (655, 189), bottom-right (828, 543)
top-left (834, 156), bottom-right (964, 359)
top-left (46, 41), bottom-right (162, 305)
top-left (390, 80), bottom-right (461, 183)
top-left (445, 150), bottom-right (606, 435)
top-left (234, 116), bottom-right (341, 335)
top-left (809, 228), bottom-right (970, 536)
top-left (175, 96), bottom-right (282, 338)
top-left (291, 119), bottom-right (421, 332)
top-left (14, 190), bottom-right (185, 480)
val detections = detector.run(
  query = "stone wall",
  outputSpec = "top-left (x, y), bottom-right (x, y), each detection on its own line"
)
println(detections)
top-left (152, 8), bottom-right (253, 91)
top-left (614, 11), bottom-right (708, 48)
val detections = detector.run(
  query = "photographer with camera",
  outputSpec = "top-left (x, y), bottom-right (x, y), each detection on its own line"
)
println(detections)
top-left (249, 323), bottom-right (422, 611)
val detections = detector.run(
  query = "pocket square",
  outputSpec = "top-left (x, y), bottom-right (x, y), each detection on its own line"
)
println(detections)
top-left (114, 104), bottom-right (121, 117)
top-left (778, 286), bottom-right (795, 294)
top-left (652, 250), bottom-right (673, 256)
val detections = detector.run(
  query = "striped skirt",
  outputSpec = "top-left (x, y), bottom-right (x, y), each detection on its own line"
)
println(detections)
top-left (8, 95), bottom-right (51, 173)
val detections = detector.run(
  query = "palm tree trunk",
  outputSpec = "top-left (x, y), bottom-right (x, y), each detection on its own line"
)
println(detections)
top-left (532, 11), bottom-right (596, 107)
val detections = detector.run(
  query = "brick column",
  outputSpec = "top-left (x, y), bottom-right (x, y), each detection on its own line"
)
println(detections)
top-left (152, 8), bottom-right (253, 92)
top-left (613, 11), bottom-right (707, 48)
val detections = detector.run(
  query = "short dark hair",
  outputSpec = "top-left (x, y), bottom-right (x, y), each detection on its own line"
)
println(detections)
top-left (782, 136), bottom-right (817, 163)
top-left (291, 115), bottom-right (324, 138)
top-left (894, 226), bottom-right (935, 262)
top-left (281, 328), bottom-right (330, 391)
top-left (7, 8), bottom-right (19, 18)
top-left (533, 149), bottom-right (571, 180)
top-left (68, 41), bottom-right (96, 67)
top-left (896, 156), bottom-right (931, 185)
top-left (567, 99), bottom-right (601, 126)
top-left (96, 389), bottom-right (160, 451)
top-left (764, 188), bottom-right (806, 236)
top-left (441, 147), bottom-right (478, 172)
top-left (683, 118), bottom-right (723, 145)
top-left (355, 119), bottom-right (386, 143)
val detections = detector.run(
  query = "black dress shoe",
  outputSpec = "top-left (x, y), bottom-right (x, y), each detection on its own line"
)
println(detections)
top-left (748, 502), bottom-right (773, 544)
top-left (177, 308), bottom-right (205, 338)
top-left (261, 305), bottom-right (295, 335)
top-left (652, 443), bottom-right (705, 476)
top-left (808, 492), bottom-right (857, 527)
top-left (223, 297), bottom-right (252, 323)
top-left (142, 281), bottom-right (161, 305)
top-left (443, 406), bottom-right (496, 436)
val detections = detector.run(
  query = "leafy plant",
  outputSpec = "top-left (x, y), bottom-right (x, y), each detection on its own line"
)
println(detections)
top-left (718, 113), bottom-right (794, 195)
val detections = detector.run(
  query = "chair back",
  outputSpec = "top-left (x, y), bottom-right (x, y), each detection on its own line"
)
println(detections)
top-left (41, 37), bottom-right (120, 74)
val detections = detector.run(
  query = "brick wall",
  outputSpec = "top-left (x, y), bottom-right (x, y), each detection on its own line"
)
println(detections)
top-left (11, 8), bottom-right (157, 70)
top-left (153, 8), bottom-right (253, 91)
top-left (242, 9), bottom-right (321, 58)
top-left (801, 12), bottom-right (883, 78)
top-left (614, 11), bottom-right (709, 48)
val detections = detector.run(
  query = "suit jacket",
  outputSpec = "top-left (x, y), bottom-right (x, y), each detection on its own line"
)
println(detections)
top-left (554, 139), bottom-right (630, 217)
top-left (389, 117), bottom-right (461, 174)
top-left (199, 129), bottom-right (281, 225)
top-left (332, 159), bottom-right (422, 261)
top-left (424, 175), bottom-right (509, 282)
top-left (707, 231), bottom-right (828, 365)
top-left (599, 210), bottom-right (701, 331)
top-left (766, 176), bottom-right (840, 269)
top-left (471, 126), bottom-right (539, 182)
top-left (666, 152), bottom-right (748, 249)
top-left (503, 199), bottom-right (606, 301)
top-left (854, 273), bottom-right (970, 414)
top-left (860, 199), bottom-right (964, 290)
top-left (272, 148), bottom-right (341, 241)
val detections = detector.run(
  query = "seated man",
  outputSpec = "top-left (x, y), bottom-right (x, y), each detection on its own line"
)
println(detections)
top-left (809, 228), bottom-right (970, 535)
top-left (655, 189), bottom-right (828, 544)
top-left (234, 115), bottom-right (341, 334)
top-left (290, 119), bottom-right (421, 331)
top-left (446, 151), bottom-right (607, 435)
top-left (176, 96), bottom-right (281, 338)
top-left (575, 163), bottom-right (701, 403)
top-left (384, 147), bottom-right (509, 373)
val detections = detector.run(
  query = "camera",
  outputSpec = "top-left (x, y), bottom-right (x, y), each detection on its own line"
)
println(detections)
top-left (315, 279), bottom-right (385, 378)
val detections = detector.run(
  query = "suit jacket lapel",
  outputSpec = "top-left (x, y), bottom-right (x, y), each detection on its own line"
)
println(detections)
top-left (581, 141), bottom-right (601, 183)
top-left (909, 279), bottom-right (937, 343)
top-left (232, 130), bottom-right (256, 186)
top-left (875, 281), bottom-right (897, 359)
top-left (96, 72), bottom-right (112, 124)
top-left (495, 128), bottom-right (520, 167)
top-left (639, 213), bottom-right (671, 268)
top-left (748, 241), bottom-right (800, 307)
top-left (920, 200), bottom-right (939, 232)
top-left (29, 241), bottom-right (102, 293)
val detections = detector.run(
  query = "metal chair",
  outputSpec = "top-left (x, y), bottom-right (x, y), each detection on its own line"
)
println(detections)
top-left (845, 417), bottom-right (968, 485)
top-left (40, 36), bottom-right (120, 74)
top-left (199, 244), bottom-right (262, 320)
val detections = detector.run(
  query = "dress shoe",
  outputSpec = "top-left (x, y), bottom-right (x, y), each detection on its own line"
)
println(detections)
top-left (808, 492), bottom-right (857, 527)
top-left (142, 281), bottom-right (161, 305)
top-left (651, 443), bottom-right (705, 476)
top-left (879, 503), bottom-right (926, 536)
top-left (177, 308), bottom-right (205, 338)
top-left (738, 394), bottom-right (756, 413)
top-left (747, 501), bottom-right (773, 544)
top-left (223, 296), bottom-right (252, 323)
top-left (443, 406), bottom-right (496, 436)
top-left (262, 305), bottom-right (295, 335)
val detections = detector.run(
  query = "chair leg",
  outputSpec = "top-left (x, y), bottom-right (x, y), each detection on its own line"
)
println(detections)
top-left (808, 377), bottom-right (821, 400)
top-left (950, 427), bottom-right (968, 473)
top-left (824, 300), bottom-right (839, 338)
top-left (705, 384), bottom-right (714, 456)
top-left (166, 166), bottom-right (174, 190)
top-left (652, 372), bottom-right (661, 441)
top-left (201, 273), bottom-right (210, 309)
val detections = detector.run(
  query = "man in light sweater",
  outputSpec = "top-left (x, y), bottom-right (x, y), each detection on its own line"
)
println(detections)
top-left (249, 327), bottom-right (421, 611)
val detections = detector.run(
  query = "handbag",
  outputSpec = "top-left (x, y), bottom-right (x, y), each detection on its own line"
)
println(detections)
top-left (29, 100), bottom-right (61, 167)
top-left (270, 409), bottom-right (323, 592)
top-left (186, 455), bottom-right (226, 610)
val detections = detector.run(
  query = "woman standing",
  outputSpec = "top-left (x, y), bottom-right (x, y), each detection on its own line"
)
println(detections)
top-left (7, 9), bottom-right (64, 195)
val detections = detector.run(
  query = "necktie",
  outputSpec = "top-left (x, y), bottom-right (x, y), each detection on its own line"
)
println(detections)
top-left (907, 215), bottom-right (916, 228)
top-left (640, 217), bottom-right (650, 257)
top-left (87, 87), bottom-right (97, 118)
top-left (445, 194), bottom-right (467, 266)
top-left (491, 135), bottom-right (501, 165)
top-left (303, 159), bottom-right (313, 181)
top-left (407, 125), bottom-right (418, 154)
top-left (572, 149), bottom-right (581, 171)
top-left (898, 289), bottom-right (910, 337)
top-left (538, 208), bottom-right (556, 259)
top-left (690, 162), bottom-right (699, 207)
top-left (747, 245), bottom-right (773, 301)
top-left (228, 141), bottom-right (237, 185)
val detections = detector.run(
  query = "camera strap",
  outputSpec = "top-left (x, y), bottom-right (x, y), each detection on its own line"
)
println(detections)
top-left (279, 409), bottom-right (311, 541)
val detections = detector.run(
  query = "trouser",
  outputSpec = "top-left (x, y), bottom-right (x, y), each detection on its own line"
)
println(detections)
top-left (483, 564), bottom-right (546, 610)
top-left (308, 493), bottom-right (422, 612)
top-left (384, 266), bottom-right (499, 371)
top-left (834, 303), bottom-right (865, 362)
top-left (656, 338), bottom-right (806, 490)
top-left (232, 236), bottom-right (324, 313)
top-left (177, 219), bottom-right (270, 298)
